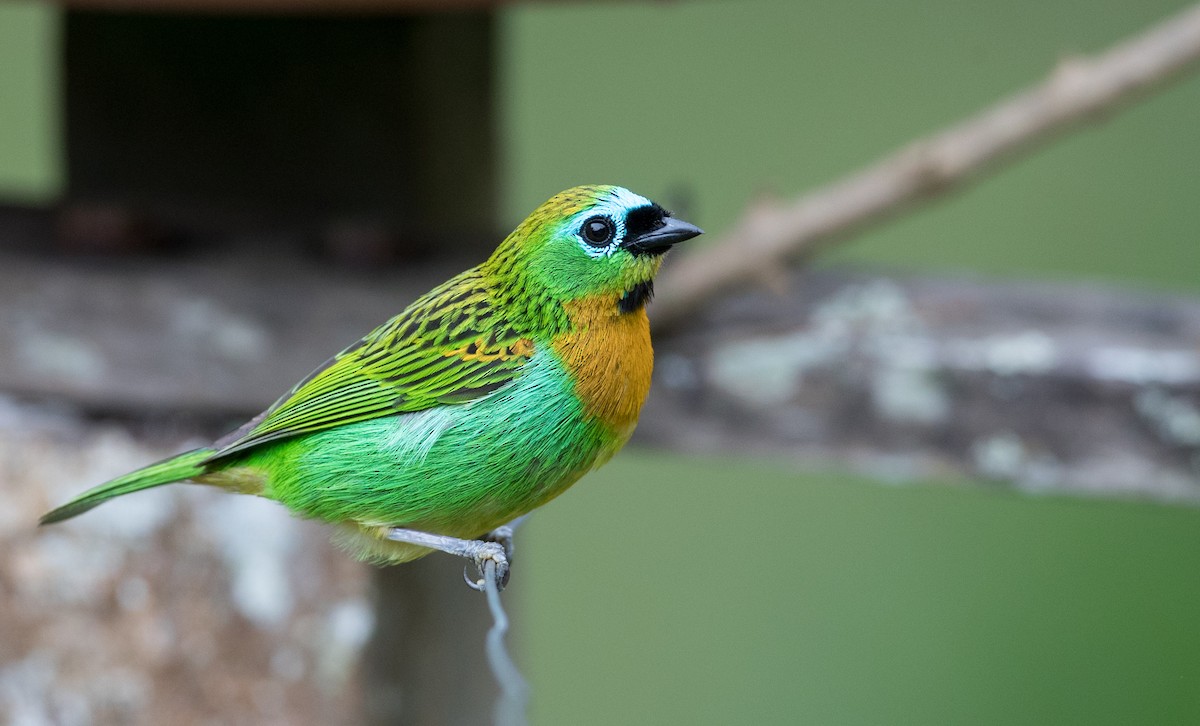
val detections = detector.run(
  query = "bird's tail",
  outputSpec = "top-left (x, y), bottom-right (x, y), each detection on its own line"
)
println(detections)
top-left (39, 448), bottom-right (214, 525)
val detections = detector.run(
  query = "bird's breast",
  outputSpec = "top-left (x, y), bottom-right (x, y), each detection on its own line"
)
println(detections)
top-left (550, 296), bottom-right (654, 436)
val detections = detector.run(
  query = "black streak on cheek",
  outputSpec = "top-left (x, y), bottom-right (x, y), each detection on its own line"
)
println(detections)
top-left (619, 280), bottom-right (654, 314)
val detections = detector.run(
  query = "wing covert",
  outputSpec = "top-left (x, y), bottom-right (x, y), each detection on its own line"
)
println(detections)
top-left (208, 269), bottom-right (534, 459)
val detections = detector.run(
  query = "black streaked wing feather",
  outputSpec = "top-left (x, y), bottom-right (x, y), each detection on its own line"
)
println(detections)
top-left (207, 269), bottom-right (533, 460)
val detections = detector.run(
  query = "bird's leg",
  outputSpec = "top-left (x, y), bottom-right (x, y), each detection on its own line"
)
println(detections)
top-left (483, 514), bottom-right (530, 561)
top-left (385, 527), bottom-right (511, 591)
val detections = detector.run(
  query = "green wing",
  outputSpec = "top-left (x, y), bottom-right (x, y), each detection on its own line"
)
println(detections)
top-left (208, 268), bottom-right (534, 460)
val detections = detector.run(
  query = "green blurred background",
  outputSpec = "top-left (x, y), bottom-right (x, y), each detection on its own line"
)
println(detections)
top-left (4, 0), bottom-right (1200, 723)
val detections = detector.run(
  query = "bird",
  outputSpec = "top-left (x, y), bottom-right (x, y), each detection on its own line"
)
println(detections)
top-left (40, 185), bottom-right (702, 587)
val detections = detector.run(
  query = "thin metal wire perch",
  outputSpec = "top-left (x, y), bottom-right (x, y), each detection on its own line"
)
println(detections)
top-left (483, 558), bottom-right (529, 726)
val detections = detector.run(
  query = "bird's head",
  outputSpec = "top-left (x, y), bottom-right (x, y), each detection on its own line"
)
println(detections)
top-left (488, 185), bottom-right (702, 311)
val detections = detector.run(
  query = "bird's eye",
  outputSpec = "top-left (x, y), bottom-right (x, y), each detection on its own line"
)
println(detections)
top-left (581, 216), bottom-right (616, 247)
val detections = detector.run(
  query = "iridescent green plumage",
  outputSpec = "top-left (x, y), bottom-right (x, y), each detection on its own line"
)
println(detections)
top-left (41, 185), bottom-right (702, 565)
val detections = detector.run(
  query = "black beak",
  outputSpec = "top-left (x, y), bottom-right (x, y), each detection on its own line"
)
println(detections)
top-left (622, 216), bottom-right (704, 257)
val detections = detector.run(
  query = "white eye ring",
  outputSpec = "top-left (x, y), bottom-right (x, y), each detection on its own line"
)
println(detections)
top-left (581, 216), bottom-right (616, 247)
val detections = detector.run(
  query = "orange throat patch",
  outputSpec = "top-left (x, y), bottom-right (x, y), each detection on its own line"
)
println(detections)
top-left (551, 295), bottom-right (654, 436)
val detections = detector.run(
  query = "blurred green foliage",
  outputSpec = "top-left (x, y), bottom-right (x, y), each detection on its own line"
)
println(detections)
top-left (0, 2), bottom-right (60, 203)
top-left (525, 454), bottom-right (1200, 725)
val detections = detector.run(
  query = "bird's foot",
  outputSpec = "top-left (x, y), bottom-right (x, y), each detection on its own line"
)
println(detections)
top-left (460, 539), bottom-right (510, 592)
top-left (384, 526), bottom-right (511, 592)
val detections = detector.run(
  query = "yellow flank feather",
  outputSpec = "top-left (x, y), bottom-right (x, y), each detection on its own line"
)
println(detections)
top-left (195, 466), bottom-right (268, 495)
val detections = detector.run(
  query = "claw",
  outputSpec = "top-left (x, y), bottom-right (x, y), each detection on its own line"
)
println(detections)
top-left (467, 540), bottom-right (510, 592)
top-left (463, 565), bottom-right (485, 592)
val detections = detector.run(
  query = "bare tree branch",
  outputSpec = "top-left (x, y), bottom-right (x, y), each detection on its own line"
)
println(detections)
top-left (642, 270), bottom-right (1200, 505)
top-left (654, 3), bottom-right (1200, 326)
